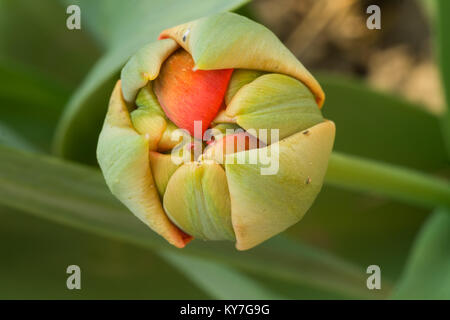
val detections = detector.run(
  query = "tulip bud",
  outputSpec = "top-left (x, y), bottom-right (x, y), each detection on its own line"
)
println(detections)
top-left (97, 12), bottom-right (335, 250)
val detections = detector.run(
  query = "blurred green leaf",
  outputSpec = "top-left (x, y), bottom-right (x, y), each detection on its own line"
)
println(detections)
top-left (392, 208), bottom-right (450, 299)
top-left (290, 185), bottom-right (428, 282)
top-left (326, 152), bottom-right (450, 210)
top-left (61, 0), bottom-right (250, 50)
top-left (0, 205), bottom-right (211, 299)
top-left (0, 58), bottom-right (69, 151)
top-left (53, 0), bottom-right (250, 165)
top-left (0, 0), bottom-right (101, 87)
top-left (319, 74), bottom-right (448, 172)
top-left (0, 0), bottom-right (101, 152)
top-left (0, 204), bottom-right (341, 299)
top-left (435, 0), bottom-right (450, 157)
top-left (161, 251), bottom-right (284, 299)
top-left (0, 144), bottom-right (381, 299)
top-left (419, 0), bottom-right (437, 21)
top-left (0, 121), bottom-right (37, 152)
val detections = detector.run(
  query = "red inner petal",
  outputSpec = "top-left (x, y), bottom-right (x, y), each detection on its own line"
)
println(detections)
top-left (215, 132), bottom-right (265, 154)
top-left (154, 49), bottom-right (233, 139)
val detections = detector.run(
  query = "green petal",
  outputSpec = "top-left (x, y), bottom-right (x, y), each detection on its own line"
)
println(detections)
top-left (158, 121), bottom-right (183, 152)
top-left (225, 73), bottom-right (324, 144)
top-left (120, 39), bottom-right (179, 104)
top-left (97, 81), bottom-right (190, 248)
top-left (135, 82), bottom-right (166, 117)
top-left (131, 83), bottom-right (184, 152)
top-left (163, 161), bottom-right (234, 241)
top-left (160, 12), bottom-right (324, 107)
top-left (149, 151), bottom-right (183, 198)
top-left (130, 84), bottom-right (167, 150)
top-left (210, 122), bottom-right (242, 135)
top-left (224, 120), bottom-right (335, 250)
top-left (225, 69), bottom-right (264, 105)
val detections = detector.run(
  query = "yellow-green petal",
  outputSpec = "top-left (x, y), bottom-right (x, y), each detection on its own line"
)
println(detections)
top-left (135, 82), bottom-right (166, 117)
top-left (211, 122), bottom-right (242, 134)
top-left (163, 161), bottom-right (234, 241)
top-left (120, 38), bottom-right (179, 104)
top-left (225, 73), bottom-right (323, 144)
top-left (158, 121), bottom-right (183, 152)
top-left (130, 83), bottom-right (184, 152)
top-left (212, 110), bottom-right (237, 124)
top-left (225, 69), bottom-right (264, 105)
top-left (130, 84), bottom-right (167, 150)
top-left (160, 12), bottom-right (325, 107)
top-left (224, 120), bottom-right (335, 250)
top-left (149, 151), bottom-right (183, 198)
top-left (97, 80), bottom-right (191, 248)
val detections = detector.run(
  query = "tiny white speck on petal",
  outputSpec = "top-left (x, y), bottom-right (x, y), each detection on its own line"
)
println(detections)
top-left (182, 28), bottom-right (190, 42)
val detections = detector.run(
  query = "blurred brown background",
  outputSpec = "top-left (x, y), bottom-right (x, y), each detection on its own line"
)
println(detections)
top-left (250, 0), bottom-right (444, 114)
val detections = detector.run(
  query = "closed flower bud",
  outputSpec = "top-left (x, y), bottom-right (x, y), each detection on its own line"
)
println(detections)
top-left (97, 12), bottom-right (335, 250)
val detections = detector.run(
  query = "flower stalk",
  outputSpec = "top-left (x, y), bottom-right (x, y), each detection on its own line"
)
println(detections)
top-left (326, 152), bottom-right (450, 210)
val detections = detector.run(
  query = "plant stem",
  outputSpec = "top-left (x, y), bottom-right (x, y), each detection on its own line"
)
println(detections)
top-left (326, 152), bottom-right (450, 210)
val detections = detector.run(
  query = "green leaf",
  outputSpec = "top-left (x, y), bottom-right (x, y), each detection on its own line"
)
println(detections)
top-left (326, 152), bottom-right (450, 210)
top-left (0, 203), bottom-right (336, 299)
top-left (0, 144), bottom-right (380, 299)
top-left (53, 0), bottom-right (250, 164)
top-left (435, 0), bottom-right (450, 157)
top-left (0, 205), bottom-right (210, 299)
top-left (419, 0), bottom-right (437, 21)
top-left (290, 185), bottom-right (429, 282)
top-left (0, 0), bottom-right (101, 152)
top-left (392, 208), bottom-right (450, 299)
top-left (61, 0), bottom-right (250, 50)
top-left (319, 74), bottom-right (448, 171)
top-left (160, 251), bottom-right (284, 299)
top-left (0, 58), bottom-right (69, 151)
top-left (0, 121), bottom-right (37, 152)
top-left (0, 0), bottom-right (101, 87)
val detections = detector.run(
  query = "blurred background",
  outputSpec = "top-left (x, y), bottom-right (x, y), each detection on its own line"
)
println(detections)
top-left (253, 0), bottom-right (443, 113)
top-left (0, 0), bottom-right (449, 299)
